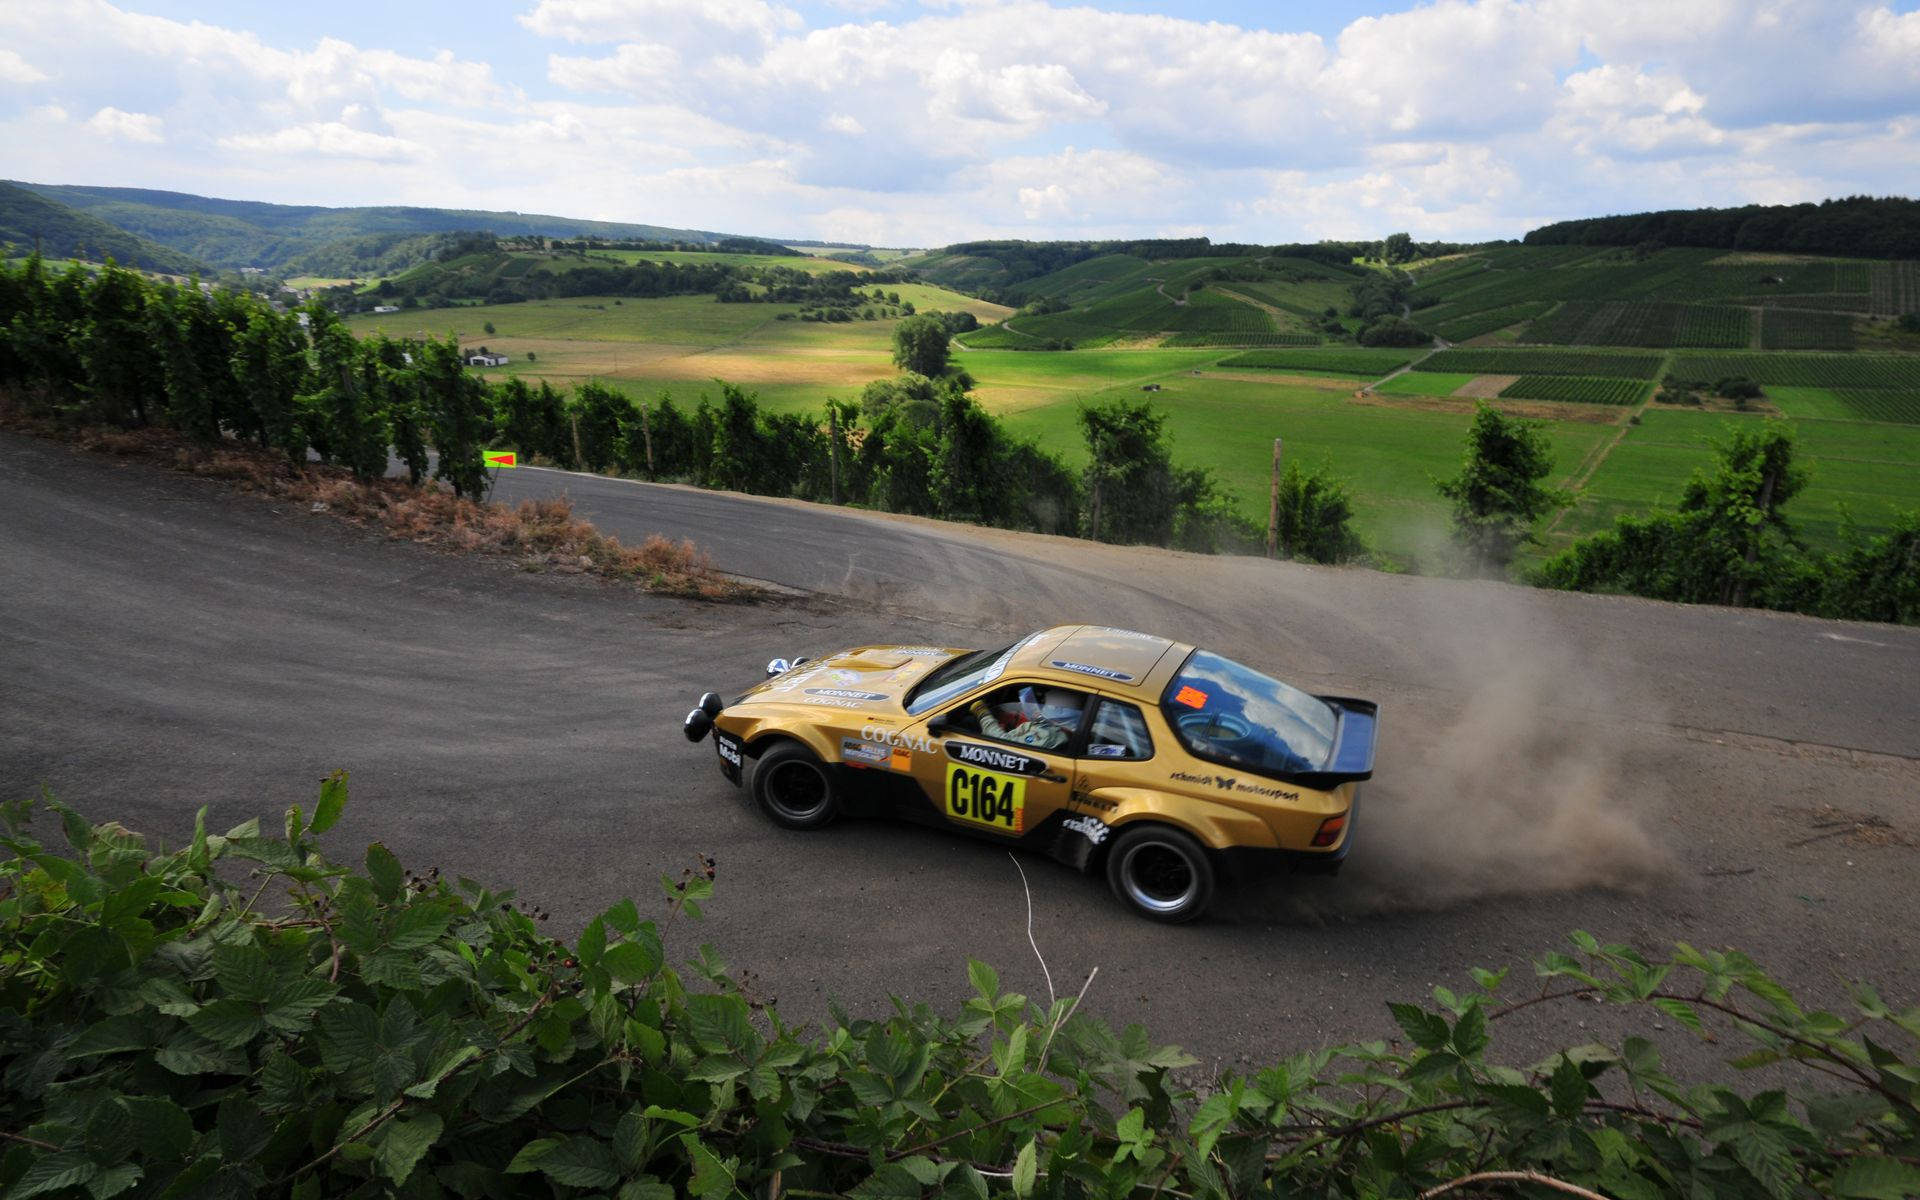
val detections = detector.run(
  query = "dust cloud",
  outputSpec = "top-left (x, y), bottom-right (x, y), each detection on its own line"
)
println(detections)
top-left (1244, 584), bottom-right (1677, 921)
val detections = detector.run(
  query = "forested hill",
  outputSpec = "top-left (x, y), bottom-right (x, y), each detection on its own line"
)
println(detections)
top-left (9, 182), bottom-right (750, 273)
top-left (0, 182), bottom-right (206, 274)
top-left (1524, 196), bottom-right (1920, 259)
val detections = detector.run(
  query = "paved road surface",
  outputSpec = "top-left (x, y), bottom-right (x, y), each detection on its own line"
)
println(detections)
top-left (6, 431), bottom-right (1917, 1073)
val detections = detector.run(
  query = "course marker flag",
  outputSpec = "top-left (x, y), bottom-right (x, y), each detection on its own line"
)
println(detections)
top-left (483, 451), bottom-right (518, 468)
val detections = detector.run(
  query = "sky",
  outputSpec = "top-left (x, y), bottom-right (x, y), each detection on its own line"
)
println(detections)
top-left (2, 0), bottom-right (1917, 248)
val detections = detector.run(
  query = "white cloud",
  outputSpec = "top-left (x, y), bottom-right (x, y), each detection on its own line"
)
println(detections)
top-left (519, 0), bottom-right (803, 45)
top-left (0, 48), bottom-right (50, 84)
top-left (87, 106), bottom-right (163, 143)
top-left (824, 112), bottom-right (865, 135)
top-left (219, 121), bottom-right (418, 160)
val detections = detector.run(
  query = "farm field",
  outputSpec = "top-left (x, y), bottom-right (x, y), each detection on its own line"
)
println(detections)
top-left (342, 278), bottom-right (1920, 571)
top-left (585, 249), bottom-right (867, 274)
top-left (1556, 409), bottom-right (1920, 555)
top-left (989, 372), bottom-right (1618, 568)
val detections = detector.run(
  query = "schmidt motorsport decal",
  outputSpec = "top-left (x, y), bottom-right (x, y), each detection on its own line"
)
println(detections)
top-left (944, 741), bottom-right (1044, 777)
top-left (1050, 659), bottom-right (1134, 682)
top-left (1170, 770), bottom-right (1300, 802)
top-left (806, 688), bottom-right (890, 702)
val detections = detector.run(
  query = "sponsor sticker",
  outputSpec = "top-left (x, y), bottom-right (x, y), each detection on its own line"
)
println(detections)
top-left (1168, 769), bottom-right (1299, 801)
top-left (888, 647), bottom-right (950, 657)
top-left (1087, 743), bottom-right (1127, 758)
top-left (1050, 659), bottom-right (1134, 682)
top-left (841, 737), bottom-right (889, 766)
top-left (1091, 627), bottom-right (1159, 641)
top-left (806, 688), bottom-right (890, 702)
top-left (829, 669), bottom-right (860, 685)
top-left (1062, 815), bottom-right (1110, 845)
top-left (890, 746), bottom-right (912, 771)
top-left (944, 740), bottom-right (1044, 777)
top-left (860, 724), bottom-right (934, 754)
top-left (715, 733), bottom-right (742, 768)
top-left (945, 763), bottom-right (1026, 833)
top-left (1174, 685), bottom-right (1209, 708)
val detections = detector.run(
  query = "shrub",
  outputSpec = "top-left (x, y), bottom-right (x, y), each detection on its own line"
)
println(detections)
top-left (4, 785), bottom-right (1919, 1199)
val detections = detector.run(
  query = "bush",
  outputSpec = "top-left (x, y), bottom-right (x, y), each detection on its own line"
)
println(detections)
top-left (5, 784), bottom-right (1920, 1199)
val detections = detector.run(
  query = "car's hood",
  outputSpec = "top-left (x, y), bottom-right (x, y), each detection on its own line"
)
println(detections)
top-left (735, 644), bottom-right (968, 711)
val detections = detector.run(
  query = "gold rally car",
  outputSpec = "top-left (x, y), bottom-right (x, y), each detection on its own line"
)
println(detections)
top-left (682, 625), bottom-right (1378, 922)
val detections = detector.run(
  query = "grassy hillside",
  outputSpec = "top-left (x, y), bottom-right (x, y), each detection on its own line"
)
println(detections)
top-left (12, 181), bottom-right (756, 273)
top-left (0, 181), bottom-right (205, 274)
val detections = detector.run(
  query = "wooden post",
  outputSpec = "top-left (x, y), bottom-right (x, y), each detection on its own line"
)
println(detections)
top-left (570, 411), bottom-right (584, 469)
top-left (1266, 437), bottom-right (1284, 558)
top-left (828, 406), bottom-right (840, 505)
top-left (640, 403), bottom-right (655, 477)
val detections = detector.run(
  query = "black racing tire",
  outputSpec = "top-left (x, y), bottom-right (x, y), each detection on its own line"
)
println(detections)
top-left (750, 741), bottom-right (840, 831)
top-left (1105, 824), bottom-right (1216, 924)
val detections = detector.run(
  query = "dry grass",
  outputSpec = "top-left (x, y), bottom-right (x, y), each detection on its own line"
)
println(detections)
top-left (6, 415), bottom-right (750, 601)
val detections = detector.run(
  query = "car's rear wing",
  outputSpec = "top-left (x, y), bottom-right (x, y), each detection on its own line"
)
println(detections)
top-left (1290, 696), bottom-right (1379, 790)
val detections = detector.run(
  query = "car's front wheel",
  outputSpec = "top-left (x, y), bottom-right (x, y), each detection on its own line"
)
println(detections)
top-left (750, 741), bottom-right (840, 830)
top-left (1105, 824), bottom-right (1215, 923)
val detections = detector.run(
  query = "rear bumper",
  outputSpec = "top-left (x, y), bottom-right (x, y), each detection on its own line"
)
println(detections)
top-left (1219, 792), bottom-right (1357, 880)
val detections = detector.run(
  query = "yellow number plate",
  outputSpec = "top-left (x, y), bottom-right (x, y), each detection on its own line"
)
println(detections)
top-left (944, 764), bottom-right (1026, 833)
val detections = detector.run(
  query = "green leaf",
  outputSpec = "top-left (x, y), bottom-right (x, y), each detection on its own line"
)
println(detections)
top-left (1652, 997), bottom-right (1704, 1034)
top-left (387, 902), bottom-right (452, 951)
top-left (1388, 1003), bottom-right (1451, 1051)
top-left (505, 1138), bottom-right (558, 1174)
top-left (1451, 1004), bottom-right (1488, 1058)
top-left (311, 770), bottom-right (348, 834)
top-left (1549, 1056), bottom-right (1589, 1118)
top-left (642, 1105), bottom-right (700, 1128)
top-left (218, 1096), bottom-right (271, 1162)
top-left (604, 937), bottom-right (663, 984)
top-left (619, 1180), bottom-right (676, 1200)
top-left (896, 1156), bottom-right (952, 1186)
top-left (263, 977), bottom-right (338, 1033)
top-left (1724, 1125), bottom-right (1796, 1200)
top-left (612, 1109), bottom-right (649, 1171)
top-left (576, 916), bottom-right (607, 970)
top-left (375, 1112), bottom-right (444, 1185)
top-left (70, 1015), bottom-right (153, 1057)
top-left (1833, 1158), bottom-right (1920, 1200)
top-left (679, 1134), bottom-right (736, 1198)
top-left (968, 959), bottom-right (999, 1000)
top-left (187, 998), bottom-right (266, 1049)
top-left (687, 993), bottom-right (756, 1055)
top-left (285, 803), bottom-right (304, 845)
top-left (366, 843), bottom-right (404, 902)
top-left (10, 1153), bottom-right (100, 1200)
top-left (1011, 1138), bottom-right (1037, 1198)
top-left (85, 1163), bottom-right (141, 1200)
top-left (851, 1163), bottom-right (926, 1199)
top-left (154, 1031), bottom-right (247, 1076)
top-left (213, 941), bottom-right (276, 1003)
top-left (121, 1097), bottom-right (195, 1160)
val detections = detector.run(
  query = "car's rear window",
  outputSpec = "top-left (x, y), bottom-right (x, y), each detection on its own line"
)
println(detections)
top-left (1162, 650), bottom-right (1337, 776)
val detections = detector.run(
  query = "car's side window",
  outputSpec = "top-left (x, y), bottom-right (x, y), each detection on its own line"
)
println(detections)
top-left (952, 683), bottom-right (1087, 752)
top-left (1084, 699), bottom-right (1153, 761)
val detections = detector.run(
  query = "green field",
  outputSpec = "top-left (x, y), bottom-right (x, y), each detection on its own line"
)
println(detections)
top-left (587, 249), bottom-right (869, 275)
top-left (340, 254), bottom-right (1920, 572)
top-left (1557, 409), bottom-right (1920, 555)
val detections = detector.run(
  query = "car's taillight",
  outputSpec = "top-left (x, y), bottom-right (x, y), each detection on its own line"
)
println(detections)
top-left (1312, 814), bottom-right (1347, 847)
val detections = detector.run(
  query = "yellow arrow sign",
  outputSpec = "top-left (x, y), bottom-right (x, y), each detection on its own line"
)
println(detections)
top-left (483, 451), bottom-right (518, 468)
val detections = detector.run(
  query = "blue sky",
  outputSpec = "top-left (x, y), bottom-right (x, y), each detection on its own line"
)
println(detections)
top-left (3, 1), bottom-right (1917, 247)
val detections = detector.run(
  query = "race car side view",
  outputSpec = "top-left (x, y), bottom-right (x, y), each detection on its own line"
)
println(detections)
top-left (682, 625), bottom-right (1378, 922)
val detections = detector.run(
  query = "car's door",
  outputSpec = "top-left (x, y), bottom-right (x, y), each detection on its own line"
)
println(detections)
top-left (906, 680), bottom-right (1086, 839)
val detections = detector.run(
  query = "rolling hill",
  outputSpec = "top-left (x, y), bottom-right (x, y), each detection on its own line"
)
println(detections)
top-left (8, 182), bottom-right (760, 274)
top-left (0, 181), bottom-right (206, 274)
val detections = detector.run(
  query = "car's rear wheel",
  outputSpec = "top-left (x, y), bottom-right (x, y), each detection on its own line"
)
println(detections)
top-left (1105, 825), bottom-right (1215, 923)
top-left (751, 741), bottom-right (840, 830)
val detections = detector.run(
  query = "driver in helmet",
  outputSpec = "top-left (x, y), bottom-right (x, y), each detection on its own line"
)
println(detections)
top-left (969, 686), bottom-right (1082, 750)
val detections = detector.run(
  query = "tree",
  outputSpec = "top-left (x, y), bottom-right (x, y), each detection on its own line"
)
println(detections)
top-left (298, 303), bottom-right (388, 480)
top-left (1536, 423), bottom-right (1806, 608)
top-left (415, 336), bottom-right (491, 499)
top-left (1436, 403), bottom-right (1568, 575)
top-left (572, 381), bottom-right (631, 473)
top-left (1383, 231), bottom-right (1414, 263)
top-left (1079, 400), bottom-right (1176, 545)
top-left (1274, 462), bottom-right (1364, 563)
top-left (891, 314), bottom-right (949, 377)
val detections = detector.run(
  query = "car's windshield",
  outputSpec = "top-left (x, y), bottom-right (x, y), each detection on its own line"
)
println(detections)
top-left (1162, 650), bottom-right (1337, 776)
top-left (905, 634), bottom-right (1032, 715)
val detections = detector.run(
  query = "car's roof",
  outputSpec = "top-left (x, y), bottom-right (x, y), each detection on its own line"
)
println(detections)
top-left (1005, 625), bottom-right (1190, 698)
